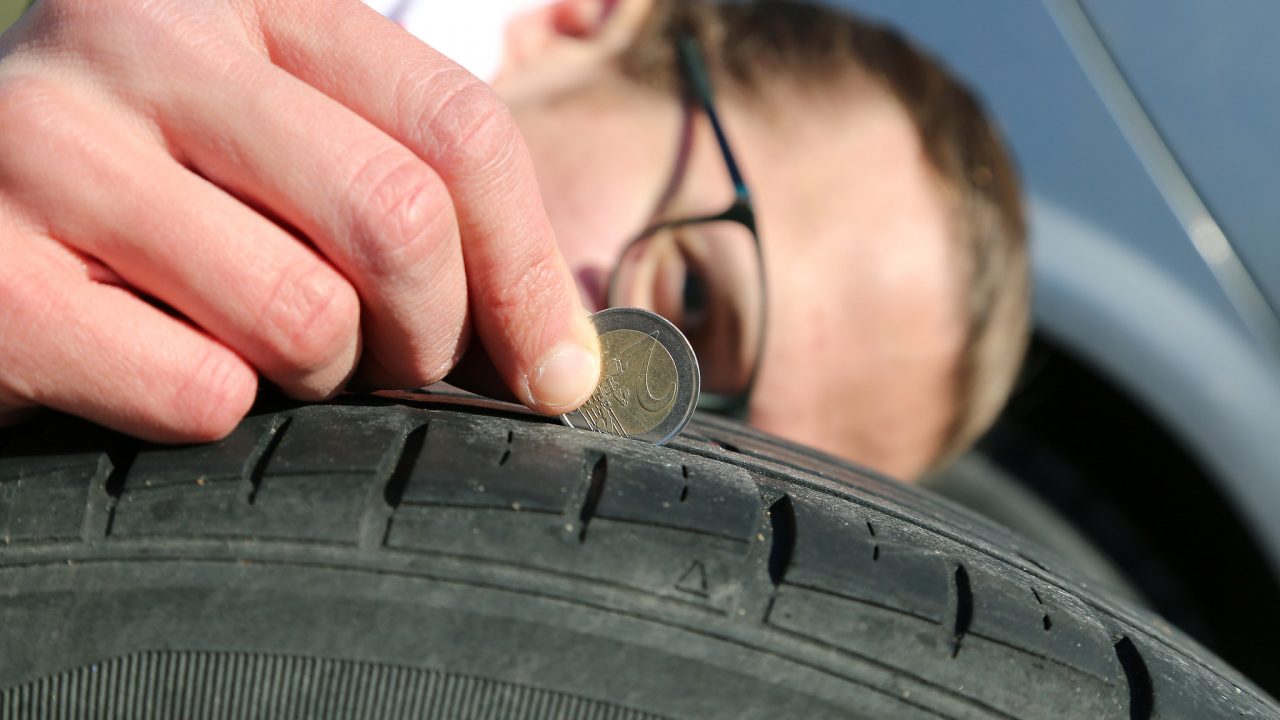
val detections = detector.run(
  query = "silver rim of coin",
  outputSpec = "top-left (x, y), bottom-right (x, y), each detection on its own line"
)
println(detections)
top-left (561, 308), bottom-right (700, 445)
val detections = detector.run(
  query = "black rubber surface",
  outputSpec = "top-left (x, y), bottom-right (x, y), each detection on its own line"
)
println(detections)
top-left (0, 394), bottom-right (1274, 719)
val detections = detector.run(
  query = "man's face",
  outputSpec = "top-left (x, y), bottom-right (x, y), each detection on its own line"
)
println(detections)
top-left (494, 34), bottom-right (963, 480)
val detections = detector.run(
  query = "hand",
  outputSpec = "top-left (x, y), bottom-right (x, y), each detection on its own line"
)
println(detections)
top-left (0, 0), bottom-right (601, 441)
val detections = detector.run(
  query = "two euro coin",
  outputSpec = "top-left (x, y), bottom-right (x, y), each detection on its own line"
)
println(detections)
top-left (561, 308), bottom-right (700, 445)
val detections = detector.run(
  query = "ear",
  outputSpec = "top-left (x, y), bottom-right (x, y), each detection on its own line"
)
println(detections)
top-left (496, 0), bottom-right (653, 88)
top-left (551, 0), bottom-right (651, 45)
top-left (550, 0), bottom-right (616, 39)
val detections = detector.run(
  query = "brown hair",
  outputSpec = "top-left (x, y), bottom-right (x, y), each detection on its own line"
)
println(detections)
top-left (620, 0), bottom-right (1030, 471)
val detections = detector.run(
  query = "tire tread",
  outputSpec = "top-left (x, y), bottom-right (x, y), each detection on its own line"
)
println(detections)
top-left (0, 398), bottom-right (1274, 719)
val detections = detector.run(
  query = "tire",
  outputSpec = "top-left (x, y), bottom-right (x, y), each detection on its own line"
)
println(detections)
top-left (922, 454), bottom-right (1144, 607)
top-left (0, 394), bottom-right (1273, 719)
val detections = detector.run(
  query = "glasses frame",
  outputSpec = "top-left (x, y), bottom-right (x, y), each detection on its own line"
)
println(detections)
top-left (608, 32), bottom-right (766, 419)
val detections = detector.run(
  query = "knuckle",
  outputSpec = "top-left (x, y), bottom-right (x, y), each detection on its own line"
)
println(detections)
top-left (348, 151), bottom-right (456, 280)
top-left (58, 0), bottom-right (135, 28)
top-left (38, 0), bottom-right (120, 23)
top-left (487, 241), bottom-right (568, 318)
top-left (0, 75), bottom-right (67, 150)
top-left (31, 0), bottom-right (256, 89)
top-left (262, 263), bottom-right (360, 375)
top-left (414, 74), bottom-right (522, 170)
top-left (173, 345), bottom-right (255, 441)
top-left (33, 0), bottom-right (156, 58)
top-left (406, 290), bottom-right (471, 386)
top-left (22, 0), bottom-right (94, 34)
top-left (357, 253), bottom-right (469, 390)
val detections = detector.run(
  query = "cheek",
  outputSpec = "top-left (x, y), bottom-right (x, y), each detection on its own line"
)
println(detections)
top-left (527, 143), bottom-right (656, 285)
top-left (748, 296), bottom-right (830, 431)
top-left (543, 197), bottom-right (621, 280)
top-left (746, 264), bottom-right (958, 481)
top-left (509, 89), bottom-right (684, 283)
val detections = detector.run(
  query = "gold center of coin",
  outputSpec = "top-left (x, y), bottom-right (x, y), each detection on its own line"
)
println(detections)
top-left (576, 328), bottom-right (679, 438)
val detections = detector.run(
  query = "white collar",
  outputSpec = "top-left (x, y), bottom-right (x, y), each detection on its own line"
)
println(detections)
top-left (364, 0), bottom-right (549, 83)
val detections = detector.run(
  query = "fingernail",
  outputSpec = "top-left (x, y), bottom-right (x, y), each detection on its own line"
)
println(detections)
top-left (528, 341), bottom-right (600, 411)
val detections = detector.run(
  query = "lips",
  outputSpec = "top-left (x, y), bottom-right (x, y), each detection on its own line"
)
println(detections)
top-left (574, 265), bottom-right (609, 313)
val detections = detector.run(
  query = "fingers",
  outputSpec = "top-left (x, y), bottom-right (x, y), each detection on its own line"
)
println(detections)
top-left (0, 0), bottom-right (599, 440)
top-left (0, 229), bottom-right (257, 443)
top-left (163, 58), bottom-right (469, 391)
top-left (0, 75), bottom-right (360, 400)
top-left (256, 1), bottom-right (600, 413)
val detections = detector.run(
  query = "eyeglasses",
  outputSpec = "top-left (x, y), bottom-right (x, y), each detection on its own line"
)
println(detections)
top-left (607, 33), bottom-right (765, 419)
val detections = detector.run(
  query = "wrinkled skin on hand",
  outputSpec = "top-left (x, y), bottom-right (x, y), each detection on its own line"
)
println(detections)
top-left (0, 0), bottom-right (601, 442)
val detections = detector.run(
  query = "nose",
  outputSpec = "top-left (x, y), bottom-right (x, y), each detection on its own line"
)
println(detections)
top-left (574, 266), bottom-right (609, 313)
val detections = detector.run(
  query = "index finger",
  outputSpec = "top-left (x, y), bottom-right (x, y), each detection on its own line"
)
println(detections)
top-left (256, 1), bottom-right (600, 413)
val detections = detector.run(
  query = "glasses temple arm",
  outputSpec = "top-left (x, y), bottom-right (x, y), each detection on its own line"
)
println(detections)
top-left (677, 34), bottom-right (751, 203)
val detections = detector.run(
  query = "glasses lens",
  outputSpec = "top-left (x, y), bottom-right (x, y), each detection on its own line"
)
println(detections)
top-left (610, 220), bottom-right (763, 397)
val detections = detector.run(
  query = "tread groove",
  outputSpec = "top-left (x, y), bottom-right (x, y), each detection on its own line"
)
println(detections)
top-left (245, 417), bottom-right (289, 506)
top-left (1114, 636), bottom-right (1153, 720)
top-left (765, 495), bottom-right (795, 587)
top-left (383, 424), bottom-right (427, 510)
top-left (80, 453), bottom-right (113, 543)
top-left (1032, 588), bottom-right (1053, 632)
top-left (577, 454), bottom-right (607, 543)
top-left (81, 450), bottom-right (128, 542)
top-left (783, 581), bottom-right (939, 624)
top-left (951, 565), bottom-right (973, 658)
top-left (359, 421), bottom-right (425, 549)
top-left (712, 439), bottom-right (741, 454)
top-left (499, 429), bottom-right (514, 466)
top-left (102, 448), bottom-right (134, 502)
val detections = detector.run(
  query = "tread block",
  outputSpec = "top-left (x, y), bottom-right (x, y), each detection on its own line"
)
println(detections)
top-left (113, 407), bottom-right (409, 543)
top-left (387, 507), bottom-right (749, 610)
top-left (0, 459), bottom-right (101, 543)
top-left (591, 444), bottom-right (759, 543)
top-left (769, 585), bottom-right (1124, 717)
top-left (1141, 636), bottom-right (1275, 719)
top-left (388, 430), bottom-right (760, 611)
top-left (780, 487), bottom-right (950, 623)
top-left (259, 406), bottom-right (406, 477)
top-left (128, 415), bottom-right (281, 489)
top-left (0, 424), bottom-right (117, 544)
top-left (398, 414), bottom-right (581, 514)
top-left (674, 424), bottom-right (1023, 553)
top-left (965, 561), bottom-right (1118, 681)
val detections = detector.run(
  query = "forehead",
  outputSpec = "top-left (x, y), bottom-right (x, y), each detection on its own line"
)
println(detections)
top-left (723, 79), bottom-right (964, 474)
top-left (725, 78), bottom-right (960, 320)
top-left (733, 79), bottom-right (941, 247)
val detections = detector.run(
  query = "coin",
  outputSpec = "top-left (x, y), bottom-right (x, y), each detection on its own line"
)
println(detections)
top-left (561, 308), bottom-right (700, 445)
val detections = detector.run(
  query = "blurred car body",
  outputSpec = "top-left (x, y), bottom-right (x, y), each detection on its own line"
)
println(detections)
top-left (837, 0), bottom-right (1280, 691)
